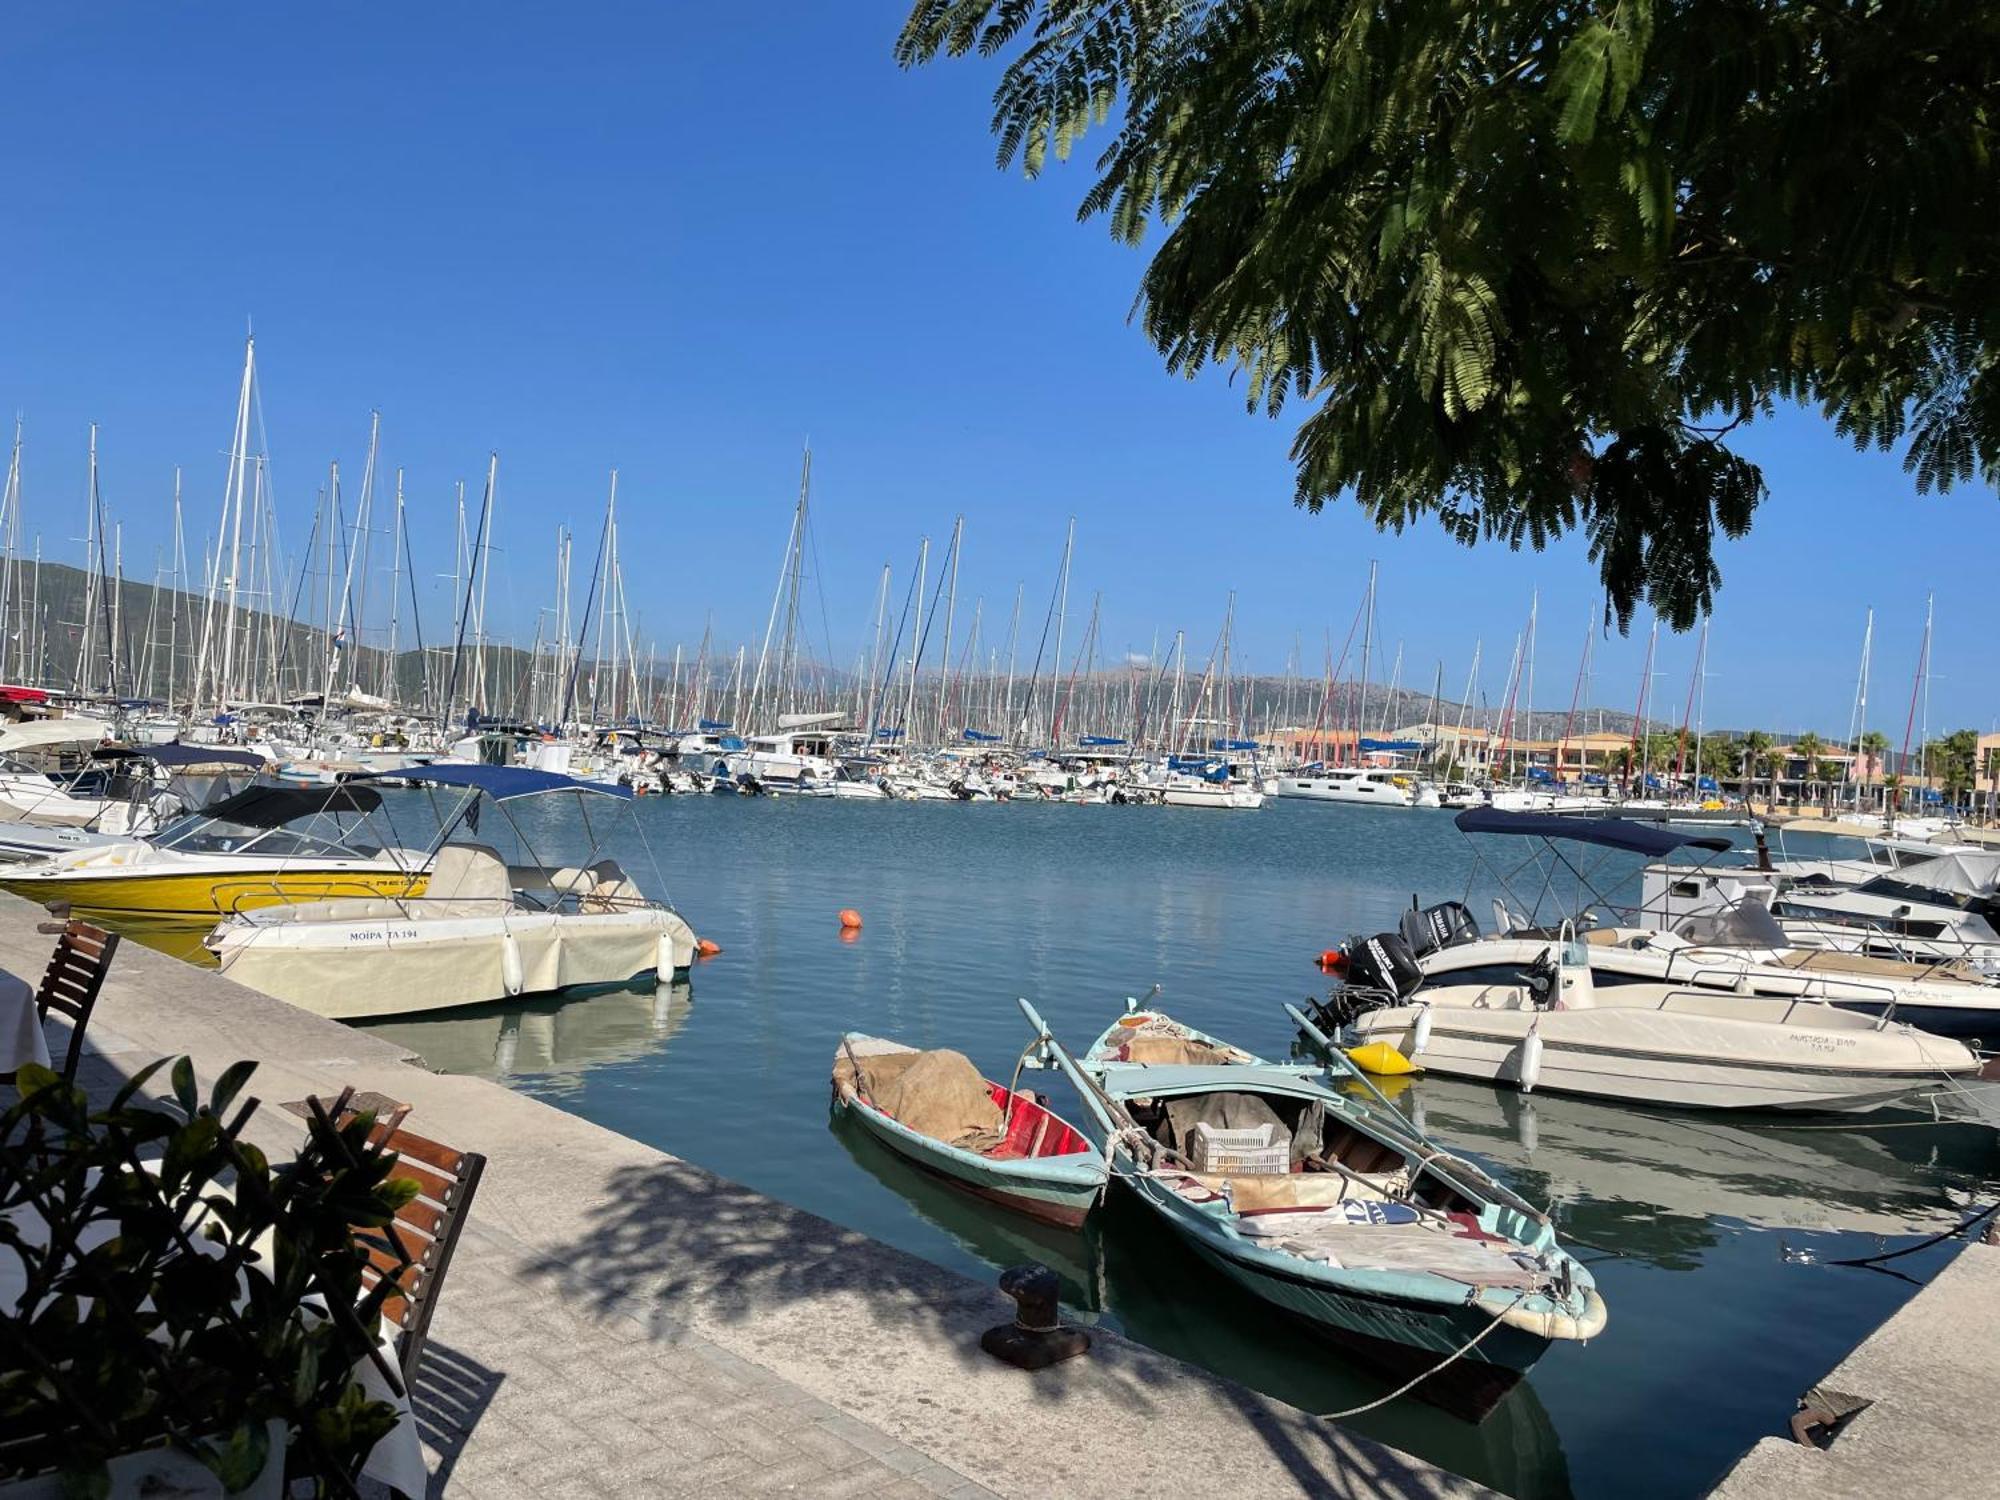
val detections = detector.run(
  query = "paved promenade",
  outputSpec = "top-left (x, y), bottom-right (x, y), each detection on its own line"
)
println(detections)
top-left (5, 896), bottom-right (1488, 1499)
top-left (1710, 1237), bottom-right (1999, 1500)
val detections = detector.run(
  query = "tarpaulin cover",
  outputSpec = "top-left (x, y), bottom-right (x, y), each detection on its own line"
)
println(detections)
top-left (840, 1048), bottom-right (1003, 1149)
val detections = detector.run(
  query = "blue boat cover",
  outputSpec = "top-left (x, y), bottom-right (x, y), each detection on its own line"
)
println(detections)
top-left (1697, 775), bottom-right (1719, 792)
top-left (873, 727), bottom-right (906, 740)
top-left (1078, 735), bottom-right (1126, 746)
top-left (1207, 737), bottom-right (1259, 752)
top-left (962, 728), bottom-right (1002, 742)
top-left (1454, 806), bottom-right (1733, 854)
top-left (1526, 765), bottom-right (1556, 783)
top-left (361, 763), bottom-right (633, 801)
top-left (1358, 738), bottom-right (1422, 754)
top-left (698, 718), bottom-right (733, 731)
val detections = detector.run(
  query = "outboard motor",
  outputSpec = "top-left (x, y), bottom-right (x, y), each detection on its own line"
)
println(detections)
top-left (1343, 931), bottom-right (1426, 1003)
top-left (1399, 900), bottom-right (1481, 958)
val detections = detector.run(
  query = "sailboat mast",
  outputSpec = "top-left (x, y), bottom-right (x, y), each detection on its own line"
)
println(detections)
top-left (935, 515), bottom-right (962, 742)
top-left (1355, 562), bottom-right (1376, 765)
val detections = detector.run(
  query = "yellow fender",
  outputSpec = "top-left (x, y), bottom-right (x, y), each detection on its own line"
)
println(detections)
top-left (1346, 1041), bottom-right (1421, 1076)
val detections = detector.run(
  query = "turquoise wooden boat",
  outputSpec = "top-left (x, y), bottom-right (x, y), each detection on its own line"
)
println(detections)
top-left (831, 1033), bottom-right (1107, 1228)
top-left (1034, 999), bottom-right (1606, 1416)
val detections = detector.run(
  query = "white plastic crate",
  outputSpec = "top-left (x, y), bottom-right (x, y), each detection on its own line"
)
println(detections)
top-left (1188, 1121), bottom-right (1290, 1175)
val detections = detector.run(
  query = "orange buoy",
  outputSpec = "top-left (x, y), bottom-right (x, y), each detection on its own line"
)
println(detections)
top-left (838, 909), bottom-right (864, 930)
top-left (695, 938), bottom-right (722, 959)
top-left (1316, 949), bottom-right (1346, 971)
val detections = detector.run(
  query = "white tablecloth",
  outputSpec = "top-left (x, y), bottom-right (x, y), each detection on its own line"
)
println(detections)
top-left (0, 1173), bottom-right (425, 1496)
top-left (0, 970), bottom-right (47, 1073)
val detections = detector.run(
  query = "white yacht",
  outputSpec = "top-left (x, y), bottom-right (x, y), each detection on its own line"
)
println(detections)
top-left (727, 713), bottom-right (847, 792)
top-left (1275, 767), bottom-right (1414, 806)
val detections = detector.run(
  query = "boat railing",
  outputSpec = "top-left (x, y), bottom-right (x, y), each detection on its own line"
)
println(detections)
top-left (1671, 961), bottom-right (1906, 1022)
top-left (1651, 974), bottom-right (1905, 1030)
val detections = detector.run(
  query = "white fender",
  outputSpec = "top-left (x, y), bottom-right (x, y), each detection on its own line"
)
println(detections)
top-left (1411, 1004), bottom-right (1434, 1057)
top-left (656, 931), bottom-right (677, 978)
top-left (1519, 1023), bottom-right (1544, 1095)
top-left (501, 932), bottom-right (525, 997)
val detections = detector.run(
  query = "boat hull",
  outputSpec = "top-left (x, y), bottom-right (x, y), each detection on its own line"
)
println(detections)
top-left (831, 1050), bottom-right (1106, 1229)
top-left (207, 906), bottom-right (697, 1020)
top-left (0, 866), bottom-right (431, 960)
top-left (1349, 1006), bottom-right (1969, 1112)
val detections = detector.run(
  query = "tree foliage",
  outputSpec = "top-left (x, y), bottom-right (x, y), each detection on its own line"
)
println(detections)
top-left (897, 1), bottom-right (2000, 628)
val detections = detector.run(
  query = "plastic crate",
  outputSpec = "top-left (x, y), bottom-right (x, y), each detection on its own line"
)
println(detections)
top-left (1188, 1121), bottom-right (1290, 1175)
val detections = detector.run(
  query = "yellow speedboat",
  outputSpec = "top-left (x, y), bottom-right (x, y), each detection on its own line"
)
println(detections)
top-left (0, 782), bottom-right (430, 960)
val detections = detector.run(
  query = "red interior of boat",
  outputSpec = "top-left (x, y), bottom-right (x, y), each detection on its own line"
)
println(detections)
top-left (981, 1083), bottom-right (1091, 1160)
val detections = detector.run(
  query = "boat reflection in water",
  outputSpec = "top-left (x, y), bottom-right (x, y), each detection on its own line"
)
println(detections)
top-left (363, 977), bottom-right (694, 1085)
top-left (1368, 1073), bottom-right (1993, 1267)
top-left (828, 1103), bottom-right (1573, 1500)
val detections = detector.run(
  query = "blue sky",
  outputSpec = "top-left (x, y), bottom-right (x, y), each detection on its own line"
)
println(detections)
top-left (1, 4), bottom-right (1993, 735)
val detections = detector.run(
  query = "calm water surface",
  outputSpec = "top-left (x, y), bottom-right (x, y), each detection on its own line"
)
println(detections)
top-left (359, 797), bottom-right (1999, 1499)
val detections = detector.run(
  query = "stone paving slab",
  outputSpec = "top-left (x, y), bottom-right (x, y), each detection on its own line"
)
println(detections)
top-left (1708, 1239), bottom-right (1999, 1500)
top-left (3, 895), bottom-right (1489, 1499)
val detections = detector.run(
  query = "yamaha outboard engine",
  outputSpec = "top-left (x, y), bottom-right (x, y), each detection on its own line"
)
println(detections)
top-left (1398, 900), bottom-right (1481, 958)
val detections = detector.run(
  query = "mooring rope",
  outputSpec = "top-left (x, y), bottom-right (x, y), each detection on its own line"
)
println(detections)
top-left (1317, 1291), bottom-right (1532, 1421)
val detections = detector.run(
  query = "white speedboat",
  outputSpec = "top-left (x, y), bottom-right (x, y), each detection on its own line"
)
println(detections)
top-left (1426, 809), bottom-right (2000, 1038)
top-left (1276, 768), bottom-right (1414, 806)
top-left (204, 764), bottom-right (700, 1021)
top-left (1315, 810), bottom-right (1984, 1111)
top-left (1328, 926), bottom-right (1980, 1113)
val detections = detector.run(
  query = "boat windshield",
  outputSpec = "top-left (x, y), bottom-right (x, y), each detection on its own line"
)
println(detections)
top-left (1672, 900), bottom-right (1790, 948)
top-left (150, 784), bottom-right (393, 861)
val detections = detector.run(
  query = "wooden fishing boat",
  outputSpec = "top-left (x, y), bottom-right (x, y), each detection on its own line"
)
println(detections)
top-left (1035, 999), bottom-right (1605, 1417)
top-left (831, 1034), bottom-right (1106, 1228)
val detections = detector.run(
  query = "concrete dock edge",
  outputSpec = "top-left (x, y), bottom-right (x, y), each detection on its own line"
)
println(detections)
top-left (5, 895), bottom-right (1495, 1499)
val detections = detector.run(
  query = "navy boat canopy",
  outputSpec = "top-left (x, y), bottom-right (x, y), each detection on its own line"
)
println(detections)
top-left (360, 763), bottom-right (633, 801)
top-left (1358, 738), bottom-right (1423, 754)
top-left (141, 742), bottom-right (268, 771)
top-left (1078, 734), bottom-right (1126, 746)
top-left (961, 728), bottom-right (1002, 742)
top-left (697, 718), bottom-right (733, 731)
top-left (1453, 806), bottom-right (1733, 855)
top-left (1207, 737), bottom-right (1259, 752)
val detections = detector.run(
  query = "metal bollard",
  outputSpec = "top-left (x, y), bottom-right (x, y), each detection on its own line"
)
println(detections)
top-left (980, 1262), bottom-right (1089, 1370)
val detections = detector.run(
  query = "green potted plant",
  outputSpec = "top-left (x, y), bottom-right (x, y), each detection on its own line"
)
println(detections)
top-left (0, 1058), bottom-right (417, 1498)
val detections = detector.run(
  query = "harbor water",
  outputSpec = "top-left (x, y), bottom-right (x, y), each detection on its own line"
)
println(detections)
top-left (359, 797), bottom-right (1999, 1499)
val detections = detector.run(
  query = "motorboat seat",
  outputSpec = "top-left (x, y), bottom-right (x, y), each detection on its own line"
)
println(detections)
top-left (1399, 900), bottom-right (1481, 958)
top-left (425, 843), bottom-right (512, 909)
top-left (577, 859), bottom-right (645, 913)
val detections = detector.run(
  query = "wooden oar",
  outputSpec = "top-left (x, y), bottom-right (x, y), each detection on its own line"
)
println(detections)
top-left (838, 1036), bottom-right (876, 1108)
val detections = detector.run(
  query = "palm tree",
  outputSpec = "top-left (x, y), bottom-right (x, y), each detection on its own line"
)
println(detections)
top-left (1741, 730), bottom-right (1774, 810)
top-left (1859, 730), bottom-right (1891, 811)
top-left (1985, 747), bottom-right (2000, 824)
top-left (1793, 731), bottom-right (1824, 809)
top-left (1607, 744), bottom-right (1635, 794)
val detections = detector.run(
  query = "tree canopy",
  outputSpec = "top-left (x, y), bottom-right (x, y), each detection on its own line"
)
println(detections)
top-left (897, 1), bottom-right (2000, 629)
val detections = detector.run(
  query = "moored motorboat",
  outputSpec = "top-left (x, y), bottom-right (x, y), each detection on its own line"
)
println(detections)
top-left (831, 1034), bottom-right (1106, 1227)
top-left (1036, 998), bottom-right (1605, 1415)
top-left (0, 780), bottom-right (433, 959)
top-left (1322, 922), bottom-right (1982, 1112)
top-left (203, 764), bottom-right (700, 1020)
